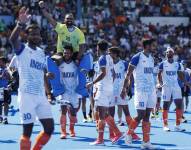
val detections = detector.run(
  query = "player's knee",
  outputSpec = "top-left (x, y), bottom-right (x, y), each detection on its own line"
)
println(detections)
top-left (43, 119), bottom-right (54, 135)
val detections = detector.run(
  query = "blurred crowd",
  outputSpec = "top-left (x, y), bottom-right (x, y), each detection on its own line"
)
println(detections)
top-left (0, 0), bottom-right (191, 63)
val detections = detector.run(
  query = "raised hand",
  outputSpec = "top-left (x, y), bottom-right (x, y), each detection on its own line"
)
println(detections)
top-left (18, 7), bottom-right (31, 24)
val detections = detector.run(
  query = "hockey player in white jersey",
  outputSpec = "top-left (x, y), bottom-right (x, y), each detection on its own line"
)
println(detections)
top-left (86, 40), bottom-right (123, 145)
top-left (109, 47), bottom-right (140, 141)
top-left (9, 7), bottom-right (54, 150)
top-left (58, 45), bottom-right (80, 139)
top-left (158, 47), bottom-right (188, 132)
top-left (121, 38), bottom-right (157, 149)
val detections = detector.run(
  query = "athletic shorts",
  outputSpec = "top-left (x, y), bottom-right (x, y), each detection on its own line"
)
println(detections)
top-left (18, 92), bottom-right (53, 124)
top-left (115, 95), bottom-right (129, 106)
top-left (162, 86), bottom-right (182, 101)
top-left (134, 90), bottom-right (157, 110)
top-left (94, 90), bottom-right (113, 107)
top-left (58, 92), bottom-right (80, 108)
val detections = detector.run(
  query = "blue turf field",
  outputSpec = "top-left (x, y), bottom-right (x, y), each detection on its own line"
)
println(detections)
top-left (0, 96), bottom-right (191, 150)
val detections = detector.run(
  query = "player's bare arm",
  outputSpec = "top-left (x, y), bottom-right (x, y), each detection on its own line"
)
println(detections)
top-left (158, 70), bottom-right (163, 87)
top-left (9, 7), bottom-right (31, 50)
top-left (86, 67), bottom-right (106, 89)
top-left (120, 64), bottom-right (134, 99)
top-left (39, 1), bottom-right (57, 27)
top-left (178, 70), bottom-right (191, 87)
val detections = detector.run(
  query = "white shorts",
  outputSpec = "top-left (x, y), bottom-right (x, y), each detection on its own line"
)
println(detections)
top-left (58, 92), bottom-right (80, 108)
top-left (114, 95), bottom-right (129, 106)
top-left (134, 90), bottom-right (157, 110)
top-left (162, 86), bottom-right (182, 101)
top-left (94, 90), bottom-right (113, 107)
top-left (18, 92), bottom-right (53, 124)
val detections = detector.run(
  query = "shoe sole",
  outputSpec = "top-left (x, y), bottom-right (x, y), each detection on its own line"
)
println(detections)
top-left (112, 133), bottom-right (125, 144)
top-left (89, 142), bottom-right (105, 146)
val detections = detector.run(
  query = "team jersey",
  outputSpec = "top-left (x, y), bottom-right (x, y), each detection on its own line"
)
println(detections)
top-left (130, 52), bottom-right (155, 93)
top-left (15, 43), bottom-right (47, 96)
top-left (153, 65), bottom-right (159, 85)
top-left (113, 60), bottom-right (128, 96)
top-left (159, 60), bottom-right (181, 87)
top-left (96, 54), bottom-right (114, 92)
top-left (59, 61), bottom-right (78, 94)
top-left (55, 23), bottom-right (85, 53)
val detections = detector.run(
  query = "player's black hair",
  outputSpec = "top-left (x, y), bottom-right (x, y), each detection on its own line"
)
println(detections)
top-left (108, 46), bottom-right (120, 57)
top-left (0, 56), bottom-right (7, 64)
top-left (64, 45), bottom-right (73, 52)
top-left (142, 38), bottom-right (156, 48)
top-left (25, 23), bottom-right (40, 33)
top-left (97, 40), bottom-right (108, 52)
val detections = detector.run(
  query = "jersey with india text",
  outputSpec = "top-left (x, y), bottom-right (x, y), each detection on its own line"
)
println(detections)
top-left (159, 60), bottom-right (181, 87)
top-left (15, 43), bottom-right (47, 96)
top-left (130, 52), bottom-right (155, 93)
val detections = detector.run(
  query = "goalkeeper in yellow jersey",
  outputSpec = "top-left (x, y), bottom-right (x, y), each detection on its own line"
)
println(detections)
top-left (39, 1), bottom-right (86, 63)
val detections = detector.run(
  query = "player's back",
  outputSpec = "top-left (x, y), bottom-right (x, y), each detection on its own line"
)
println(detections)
top-left (96, 54), bottom-right (114, 92)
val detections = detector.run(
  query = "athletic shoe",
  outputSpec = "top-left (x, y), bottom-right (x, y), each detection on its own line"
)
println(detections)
top-left (89, 140), bottom-right (105, 146)
top-left (3, 118), bottom-right (8, 124)
top-left (87, 116), bottom-right (93, 123)
top-left (125, 134), bottom-right (132, 144)
top-left (112, 133), bottom-right (124, 144)
top-left (181, 116), bottom-right (187, 123)
top-left (151, 113), bottom-right (155, 119)
top-left (60, 133), bottom-right (67, 139)
top-left (132, 133), bottom-right (141, 141)
top-left (83, 118), bottom-right (88, 123)
top-left (174, 125), bottom-right (186, 132)
top-left (163, 126), bottom-right (170, 132)
top-left (141, 141), bottom-right (156, 149)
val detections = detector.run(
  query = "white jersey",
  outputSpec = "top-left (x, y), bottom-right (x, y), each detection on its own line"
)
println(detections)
top-left (113, 60), bottom-right (127, 96)
top-left (15, 43), bottom-right (47, 96)
top-left (96, 54), bottom-right (114, 92)
top-left (153, 65), bottom-right (159, 85)
top-left (59, 61), bottom-right (78, 94)
top-left (130, 52), bottom-right (155, 93)
top-left (159, 60), bottom-right (181, 87)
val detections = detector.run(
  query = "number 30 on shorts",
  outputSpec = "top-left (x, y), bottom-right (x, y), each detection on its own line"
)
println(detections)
top-left (23, 113), bottom-right (32, 120)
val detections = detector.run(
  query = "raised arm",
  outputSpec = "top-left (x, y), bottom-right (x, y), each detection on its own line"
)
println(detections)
top-left (9, 7), bottom-right (31, 51)
top-left (39, 1), bottom-right (57, 28)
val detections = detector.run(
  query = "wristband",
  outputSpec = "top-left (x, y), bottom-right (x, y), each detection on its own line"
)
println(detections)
top-left (17, 21), bottom-right (26, 29)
